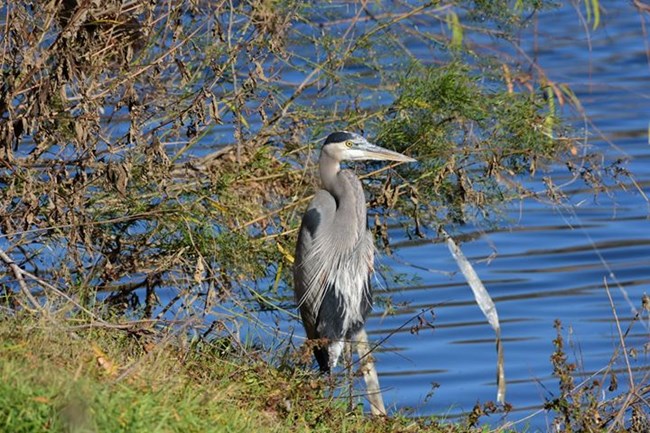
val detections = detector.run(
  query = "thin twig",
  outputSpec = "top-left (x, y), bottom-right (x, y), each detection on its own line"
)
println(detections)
top-left (0, 248), bottom-right (42, 312)
top-left (604, 276), bottom-right (637, 433)
top-left (0, 247), bottom-right (104, 322)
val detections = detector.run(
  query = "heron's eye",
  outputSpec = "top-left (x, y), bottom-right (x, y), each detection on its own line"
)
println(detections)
top-left (344, 140), bottom-right (353, 148)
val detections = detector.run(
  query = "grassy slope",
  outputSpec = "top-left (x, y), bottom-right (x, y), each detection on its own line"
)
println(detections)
top-left (0, 316), bottom-right (471, 433)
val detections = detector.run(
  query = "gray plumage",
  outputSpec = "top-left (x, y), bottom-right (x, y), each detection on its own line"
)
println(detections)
top-left (294, 131), bottom-right (416, 372)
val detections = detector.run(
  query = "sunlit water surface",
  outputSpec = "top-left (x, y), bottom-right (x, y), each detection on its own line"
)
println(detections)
top-left (262, 4), bottom-right (650, 430)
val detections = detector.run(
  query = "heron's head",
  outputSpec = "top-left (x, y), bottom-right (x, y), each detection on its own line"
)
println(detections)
top-left (322, 131), bottom-right (416, 163)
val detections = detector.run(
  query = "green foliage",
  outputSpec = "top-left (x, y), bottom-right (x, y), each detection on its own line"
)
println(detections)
top-left (583, 0), bottom-right (601, 30)
top-left (376, 62), bottom-right (569, 225)
top-left (468, 0), bottom-right (549, 28)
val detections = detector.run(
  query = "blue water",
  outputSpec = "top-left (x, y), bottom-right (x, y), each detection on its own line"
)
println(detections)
top-left (349, 3), bottom-right (650, 428)
top-left (274, 3), bottom-right (650, 430)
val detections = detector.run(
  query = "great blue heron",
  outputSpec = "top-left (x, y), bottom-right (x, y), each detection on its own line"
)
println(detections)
top-left (294, 131), bottom-right (416, 373)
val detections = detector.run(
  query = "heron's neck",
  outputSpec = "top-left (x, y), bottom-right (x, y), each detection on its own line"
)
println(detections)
top-left (320, 152), bottom-right (365, 213)
top-left (319, 153), bottom-right (346, 201)
top-left (319, 152), bottom-right (366, 234)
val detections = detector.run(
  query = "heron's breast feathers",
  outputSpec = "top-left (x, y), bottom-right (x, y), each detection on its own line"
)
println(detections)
top-left (298, 229), bottom-right (374, 330)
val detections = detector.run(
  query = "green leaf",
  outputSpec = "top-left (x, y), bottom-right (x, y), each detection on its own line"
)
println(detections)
top-left (447, 10), bottom-right (463, 50)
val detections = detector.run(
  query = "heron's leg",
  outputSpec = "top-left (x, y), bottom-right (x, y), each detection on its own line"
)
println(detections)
top-left (353, 328), bottom-right (386, 416)
top-left (327, 362), bottom-right (335, 388)
top-left (344, 341), bottom-right (353, 412)
top-left (327, 340), bottom-right (345, 369)
top-left (323, 340), bottom-right (342, 396)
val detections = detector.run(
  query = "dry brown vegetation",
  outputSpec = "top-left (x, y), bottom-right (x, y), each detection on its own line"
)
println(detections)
top-left (1, 0), bottom-right (592, 317)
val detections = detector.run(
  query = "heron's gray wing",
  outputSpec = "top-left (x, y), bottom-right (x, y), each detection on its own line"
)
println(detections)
top-left (293, 189), bottom-right (336, 338)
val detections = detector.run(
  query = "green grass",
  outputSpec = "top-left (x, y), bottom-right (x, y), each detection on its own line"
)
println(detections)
top-left (0, 316), bottom-right (474, 433)
top-left (0, 322), bottom-right (273, 432)
top-left (2, 312), bottom-right (645, 432)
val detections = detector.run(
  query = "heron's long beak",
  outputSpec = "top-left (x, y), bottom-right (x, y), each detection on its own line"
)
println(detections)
top-left (351, 142), bottom-right (417, 163)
